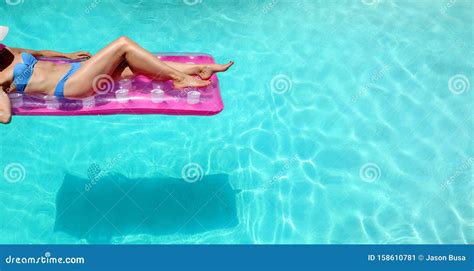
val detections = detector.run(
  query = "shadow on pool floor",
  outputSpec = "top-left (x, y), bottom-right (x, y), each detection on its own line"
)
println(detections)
top-left (54, 172), bottom-right (239, 243)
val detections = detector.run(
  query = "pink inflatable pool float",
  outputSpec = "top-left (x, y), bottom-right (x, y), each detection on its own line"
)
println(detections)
top-left (10, 53), bottom-right (224, 116)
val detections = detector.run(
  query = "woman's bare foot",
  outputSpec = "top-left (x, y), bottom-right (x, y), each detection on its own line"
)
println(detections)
top-left (199, 61), bottom-right (234, 80)
top-left (173, 75), bottom-right (211, 89)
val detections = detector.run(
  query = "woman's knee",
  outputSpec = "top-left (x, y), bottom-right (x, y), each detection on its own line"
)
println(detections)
top-left (115, 36), bottom-right (132, 46)
top-left (113, 36), bottom-right (133, 52)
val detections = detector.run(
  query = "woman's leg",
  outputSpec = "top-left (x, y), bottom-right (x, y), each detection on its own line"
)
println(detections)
top-left (64, 36), bottom-right (210, 98)
top-left (163, 61), bottom-right (234, 80)
top-left (113, 61), bottom-right (234, 81)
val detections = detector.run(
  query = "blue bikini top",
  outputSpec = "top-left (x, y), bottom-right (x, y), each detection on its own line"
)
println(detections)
top-left (13, 52), bottom-right (38, 93)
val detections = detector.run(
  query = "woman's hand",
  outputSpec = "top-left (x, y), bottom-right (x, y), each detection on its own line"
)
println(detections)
top-left (66, 51), bottom-right (92, 60)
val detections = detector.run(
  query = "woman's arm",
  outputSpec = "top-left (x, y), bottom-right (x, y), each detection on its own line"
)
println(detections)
top-left (9, 47), bottom-right (91, 60)
top-left (0, 87), bottom-right (12, 124)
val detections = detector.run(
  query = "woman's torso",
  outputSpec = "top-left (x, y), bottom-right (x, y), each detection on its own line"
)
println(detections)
top-left (0, 52), bottom-right (71, 96)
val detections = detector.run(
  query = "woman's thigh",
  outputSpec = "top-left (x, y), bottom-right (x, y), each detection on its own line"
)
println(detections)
top-left (63, 40), bottom-right (125, 98)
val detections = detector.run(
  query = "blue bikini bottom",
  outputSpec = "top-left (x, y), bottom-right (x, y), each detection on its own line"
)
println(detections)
top-left (54, 62), bottom-right (81, 97)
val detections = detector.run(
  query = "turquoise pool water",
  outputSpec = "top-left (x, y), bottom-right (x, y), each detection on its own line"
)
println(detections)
top-left (0, 0), bottom-right (473, 244)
